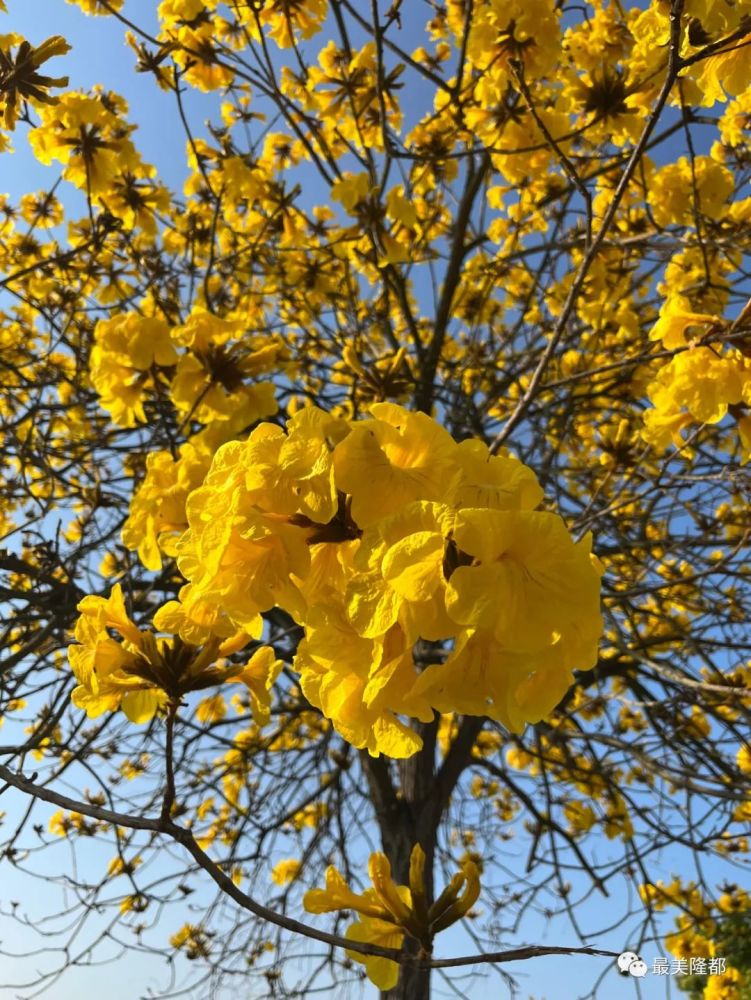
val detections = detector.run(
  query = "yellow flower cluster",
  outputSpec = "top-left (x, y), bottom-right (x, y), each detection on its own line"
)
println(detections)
top-left (0, 34), bottom-right (69, 129)
top-left (121, 442), bottom-right (212, 572)
top-left (640, 876), bottom-right (751, 999)
top-left (169, 310), bottom-right (281, 425)
top-left (172, 402), bottom-right (602, 757)
top-left (89, 307), bottom-right (281, 430)
top-left (89, 312), bottom-right (177, 427)
top-left (30, 91), bottom-right (141, 195)
top-left (304, 40), bottom-right (403, 153)
top-left (67, 583), bottom-right (280, 725)
top-left (169, 922), bottom-right (212, 960)
top-left (304, 845), bottom-right (480, 990)
top-left (643, 345), bottom-right (751, 459)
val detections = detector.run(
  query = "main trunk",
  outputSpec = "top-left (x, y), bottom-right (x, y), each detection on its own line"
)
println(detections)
top-left (360, 714), bottom-right (484, 1000)
top-left (361, 719), bottom-right (438, 1000)
top-left (381, 794), bottom-right (435, 1000)
top-left (382, 936), bottom-right (432, 1000)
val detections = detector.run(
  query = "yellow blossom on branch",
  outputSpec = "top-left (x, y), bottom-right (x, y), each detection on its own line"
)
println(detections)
top-left (0, 35), bottom-right (70, 129)
top-left (67, 584), bottom-right (281, 725)
top-left (169, 402), bottom-right (603, 754)
top-left (304, 845), bottom-right (480, 990)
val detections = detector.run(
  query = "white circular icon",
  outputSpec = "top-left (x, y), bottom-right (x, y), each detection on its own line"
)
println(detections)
top-left (617, 951), bottom-right (640, 974)
top-left (629, 959), bottom-right (648, 978)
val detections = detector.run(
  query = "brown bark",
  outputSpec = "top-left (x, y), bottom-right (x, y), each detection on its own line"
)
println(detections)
top-left (359, 714), bottom-right (485, 1000)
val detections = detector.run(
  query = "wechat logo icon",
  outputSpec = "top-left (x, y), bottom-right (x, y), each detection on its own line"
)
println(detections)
top-left (617, 952), bottom-right (648, 978)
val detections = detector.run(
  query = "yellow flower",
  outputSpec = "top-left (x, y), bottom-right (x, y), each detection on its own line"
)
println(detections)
top-left (304, 846), bottom-right (480, 991)
top-left (564, 800), bottom-right (597, 834)
top-left (271, 858), bottom-right (301, 886)
top-left (48, 809), bottom-right (100, 837)
top-left (696, 41), bottom-right (751, 107)
top-left (462, 0), bottom-right (560, 83)
top-left (68, 0), bottom-right (124, 13)
top-left (649, 294), bottom-right (720, 350)
top-left (242, 419), bottom-right (337, 523)
top-left (172, 403), bottom-right (602, 751)
top-left (157, 1), bottom-right (231, 92)
top-left (307, 41), bottom-right (403, 152)
top-left (121, 442), bottom-right (211, 571)
top-left (19, 190), bottom-right (64, 228)
top-left (194, 693), bottom-right (226, 723)
top-left (0, 35), bottom-right (70, 129)
top-left (304, 863), bottom-right (385, 916)
top-left (169, 309), bottom-right (280, 425)
top-left (169, 923), bottom-right (212, 960)
top-left (257, 0), bottom-right (328, 50)
top-left (644, 347), bottom-right (745, 452)
top-left (453, 438), bottom-right (544, 510)
top-left (331, 171), bottom-right (373, 213)
top-left (345, 912), bottom-right (404, 991)
top-left (177, 498), bottom-right (310, 633)
top-left (106, 854), bottom-right (142, 877)
top-left (344, 501), bottom-right (455, 641)
top-left (152, 594), bottom-right (260, 647)
top-left (333, 402), bottom-right (460, 527)
top-left (75, 582), bottom-right (144, 648)
top-left (68, 590), bottom-right (166, 723)
top-left (89, 313), bottom-right (177, 427)
top-left (642, 406), bottom-right (693, 453)
top-left (647, 157), bottom-right (734, 228)
top-left (717, 886), bottom-right (750, 914)
top-left (68, 586), bottom-right (276, 726)
top-left (412, 626), bottom-right (594, 733)
top-left (703, 966), bottom-right (746, 1000)
top-left (296, 610), bottom-right (427, 758)
top-left (226, 645), bottom-right (283, 726)
top-left (445, 509), bottom-right (601, 653)
top-left (29, 91), bottom-right (141, 195)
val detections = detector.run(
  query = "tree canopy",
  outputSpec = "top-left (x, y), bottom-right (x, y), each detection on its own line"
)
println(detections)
top-left (0, 1), bottom-right (750, 998)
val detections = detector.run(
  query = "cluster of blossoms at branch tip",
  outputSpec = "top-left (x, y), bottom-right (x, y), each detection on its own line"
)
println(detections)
top-left (4, 0), bottom-right (751, 993)
top-left (0, 33), bottom-right (69, 129)
top-left (88, 308), bottom-right (283, 432)
top-left (67, 582), bottom-right (281, 725)
top-left (303, 844), bottom-right (480, 990)
top-left (120, 400), bottom-right (604, 758)
top-left (643, 294), bottom-right (751, 460)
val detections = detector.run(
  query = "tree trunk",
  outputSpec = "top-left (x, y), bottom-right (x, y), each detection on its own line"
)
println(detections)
top-left (360, 714), bottom-right (485, 1000)
top-left (382, 935), bottom-right (432, 1000)
top-left (360, 718), bottom-right (437, 1000)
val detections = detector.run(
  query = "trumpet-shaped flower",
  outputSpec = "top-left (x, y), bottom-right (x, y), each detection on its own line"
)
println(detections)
top-left (649, 294), bottom-right (720, 350)
top-left (333, 402), bottom-right (461, 526)
top-left (296, 609), bottom-right (429, 757)
top-left (121, 442), bottom-right (211, 571)
top-left (445, 509), bottom-right (601, 653)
